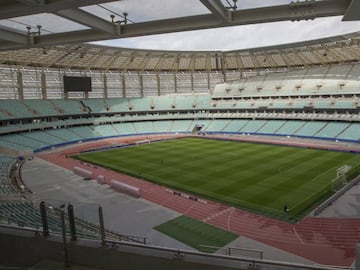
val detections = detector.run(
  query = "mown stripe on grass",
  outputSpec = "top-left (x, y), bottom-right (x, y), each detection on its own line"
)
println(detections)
top-left (154, 215), bottom-right (238, 253)
top-left (75, 137), bottom-right (360, 221)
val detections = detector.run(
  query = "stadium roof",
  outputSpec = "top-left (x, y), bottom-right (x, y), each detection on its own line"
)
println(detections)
top-left (0, 31), bottom-right (359, 71)
top-left (0, 0), bottom-right (359, 51)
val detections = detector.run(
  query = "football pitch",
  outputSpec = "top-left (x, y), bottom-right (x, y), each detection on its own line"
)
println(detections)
top-left (74, 137), bottom-right (360, 221)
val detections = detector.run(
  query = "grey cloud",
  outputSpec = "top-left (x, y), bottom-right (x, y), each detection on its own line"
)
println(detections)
top-left (94, 16), bottom-right (360, 51)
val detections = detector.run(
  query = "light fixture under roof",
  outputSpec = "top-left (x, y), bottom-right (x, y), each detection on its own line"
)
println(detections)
top-left (27, 25), bottom-right (42, 36)
top-left (110, 12), bottom-right (128, 25)
top-left (225, 0), bottom-right (237, 11)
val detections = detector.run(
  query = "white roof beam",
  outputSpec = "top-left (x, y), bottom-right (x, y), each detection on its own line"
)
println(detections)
top-left (0, 0), bottom-right (116, 20)
top-left (56, 8), bottom-right (117, 35)
top-left (15, 0), bottom-right (45, 5)
top-left (0, 26), bottom-right (28, 44)
top-left (119, 0), bottom-right (350, 37)
top-left (342, 0), bottom-right (360, 20)
top-left (231, 0), bottom-right (349, 24)
top-left (200, 0), bottom-right (229, 22)
top-left (0, 0), bottom-right (353, 50)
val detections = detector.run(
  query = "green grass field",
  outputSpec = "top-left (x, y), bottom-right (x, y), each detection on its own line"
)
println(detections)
top-left (154, 215), bottom-right (237, 252)
top-left (74, 137), bottom-right (360, 221)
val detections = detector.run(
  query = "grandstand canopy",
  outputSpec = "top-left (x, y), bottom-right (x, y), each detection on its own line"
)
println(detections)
top-left (0, 31), bottom-right (359, 71)
top-left (0, 0), bottom-right (359, 51)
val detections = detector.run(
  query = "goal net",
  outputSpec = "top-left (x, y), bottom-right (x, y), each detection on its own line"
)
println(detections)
top-left (337, 165), bottom-right (352, 178)
top-left (331, 165), bottom-right (352, 192)
top-left (135, 139), bottom-right (151, 147)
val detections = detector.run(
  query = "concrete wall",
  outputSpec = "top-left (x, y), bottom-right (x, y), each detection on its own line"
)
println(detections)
top-left (0, 228), bottom-right (245, 270)
top-left (0, 227), bottom-right (348, 270)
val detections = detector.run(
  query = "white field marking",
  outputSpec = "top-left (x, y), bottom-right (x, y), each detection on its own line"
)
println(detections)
top-left (289, 162), bottom-right (340, 211)
top-left (184, 202), bottom-right (197, 215)
top-left (292, 226), bottom-right (305, 244)
top-left (202, 207), bottom-right (233, 223)
top-left (227, 207), bottom-right (235, 231)
top-left (290, 189), bottom-right (324, 213)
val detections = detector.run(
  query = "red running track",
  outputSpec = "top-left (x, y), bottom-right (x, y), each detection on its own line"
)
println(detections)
top-left (39, 135), bottom-right (360, 266)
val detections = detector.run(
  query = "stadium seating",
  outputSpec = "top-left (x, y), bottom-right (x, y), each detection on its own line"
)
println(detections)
top-left (174, 95), bottom-right (198, 110)
top-left (0, 156), bottom-right (18, 195)
top-left (152, 96), bottom-right (175, 110)
top-left (22, 99), bottom-right (59, 117)
top-left (1, 114), bottom-right (358, 152)
top-left (81, 99), bottom-right (107, 113)
top-left (314, 122), bottom-right (350, 139)
top-left (92, 124), bottom-right (119, 137)
top-left (0, 124), bottom-right (22, 135)
top-left (106, 98), bottom-right (130, 112)
top-left (133, 121), bottom-right (154, 134)
top-left (0, 134), bottom-right (43, 151)
top-left (152, 120), bottom-right (173, 133)
top-left (23, 130), bottom-right (65, 145)
top-left (0, 201), bottom-right (102, 239)
top-left (129, 97), bottom-right (153, 111)
top-left (50, 99), bottom-right (85, 115)
top-left (294, 122), bottom-right (327, 137)
top-left (205, 119), bottom-right (231, 132)
top-left (46, 128), bottom-right (83, 142)
top-left (0, 63), bottom-right (359, 152)
top-left (275, 121), bottom-right (306, 135)
top-left (0, 100), bottom-right (33, 119)
top-left (240, 120), bottom-right (267, 133)
top-left (212, 64), bottom-right (360, 98)
top-left (112, 122), bottom-right (137, 135)
top-left (171, 120), bottom-right (194, 133)
top-left (257, 120), bottom-right (286, 134)
top-left (68, 126), bottom-right (99, 139)
top-left (336, 123), bottom-right (360, 141)
top-left (222, 119), bottom-right (250, 133)
top-left (0, 138), bottom-right (29, 151)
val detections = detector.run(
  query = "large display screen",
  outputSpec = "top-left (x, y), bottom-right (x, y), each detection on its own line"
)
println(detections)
top-left (63, 76), bottom-right (92, 92)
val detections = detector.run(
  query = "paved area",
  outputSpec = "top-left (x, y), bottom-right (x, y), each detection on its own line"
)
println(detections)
top-left (21, 158), bottom-right (186, 249)
top-left (318, 181), bottom-right (360, 217)
top-left (22, 157), bottom-right (317, 265)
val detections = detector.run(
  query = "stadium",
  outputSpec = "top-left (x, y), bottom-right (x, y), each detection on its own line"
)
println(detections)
top-left (0, 1), bottom-right (360, 269)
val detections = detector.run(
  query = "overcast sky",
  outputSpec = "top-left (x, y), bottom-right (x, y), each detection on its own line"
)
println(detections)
top-left (91, 0), bottom-right (360, 51)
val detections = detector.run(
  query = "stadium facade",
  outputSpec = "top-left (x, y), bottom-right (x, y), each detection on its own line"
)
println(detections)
top-left (0, 1), bottom-right (360, 269)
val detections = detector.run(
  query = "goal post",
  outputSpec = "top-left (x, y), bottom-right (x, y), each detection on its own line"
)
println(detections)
top-left (331, 175), bottom-right (345, 192)
top-left (337, 165), bottom-right (352, 178)
top-left (135, 139), bottom-right (151, 147)
top-left (331, 165), bottom-right (351, 192)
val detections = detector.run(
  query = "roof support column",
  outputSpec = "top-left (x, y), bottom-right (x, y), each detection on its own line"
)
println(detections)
top-left (60, 71), bottom-right (67, 100)
top-left (174, 74), bottom-right (178, 94)
top-left (17, 71), bottom-right (24, 100)
top-left (191, 72), bottom-right (194, 94)
top-left (41, 71), bottom-right (47, 99)
top-left (157, 73), bottom-right (161, 96)
top-left (103, 74), bottom-right (108, 99)
top-left (207, 72), bottom-right (211, 93)
top-left (139, 73), bottom-right (144, 97)
top-left (121, 73), bottom-right (126, 98)
top-left (221, 55), bottom-right (227, 82)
